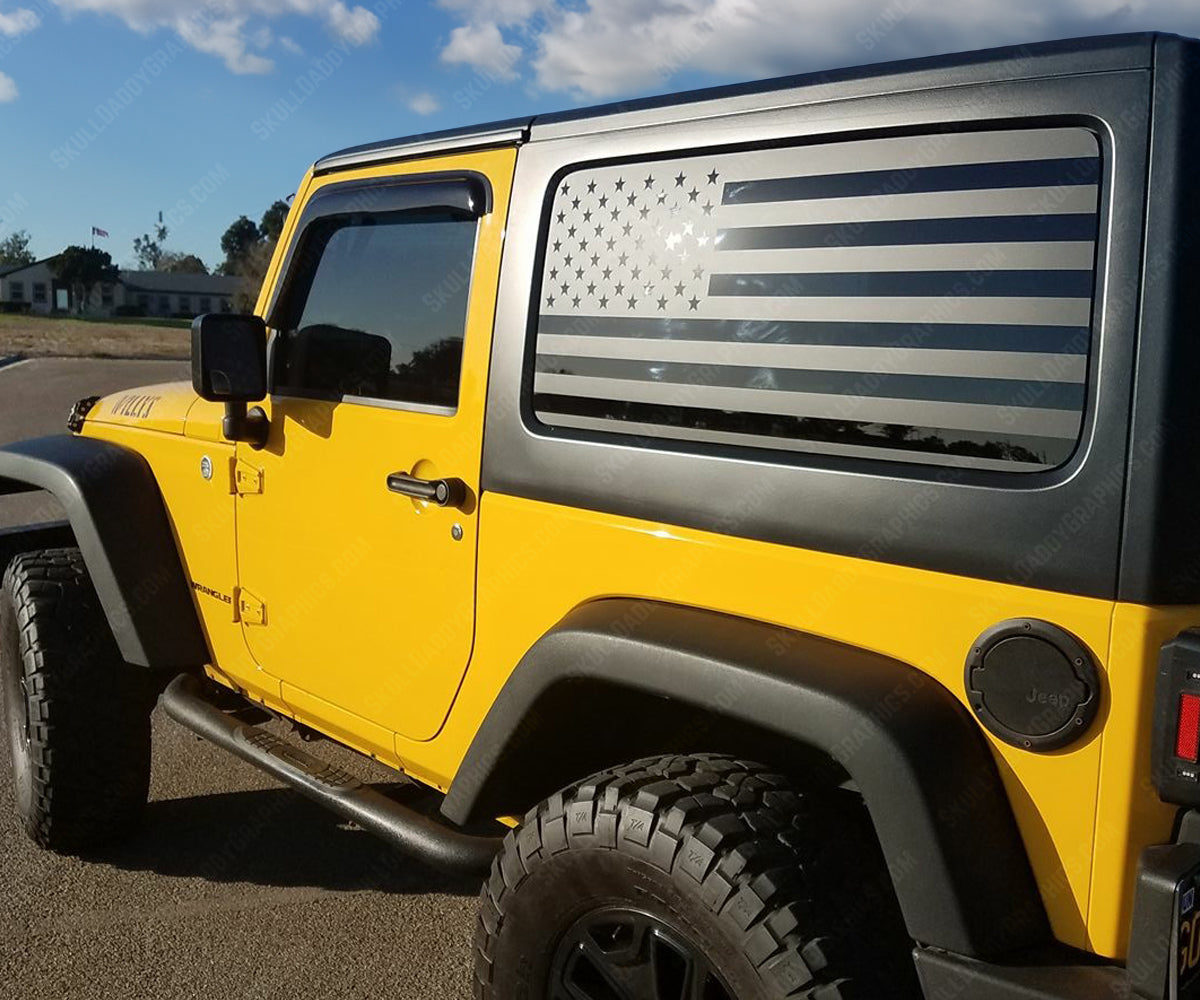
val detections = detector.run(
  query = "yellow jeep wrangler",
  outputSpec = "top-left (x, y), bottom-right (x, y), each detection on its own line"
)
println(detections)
top-left (5, 30), bottom-right (1200, 1000)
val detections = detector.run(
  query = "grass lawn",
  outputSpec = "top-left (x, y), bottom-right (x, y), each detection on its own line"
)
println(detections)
top-left (0, 312), bottom-right (191, 360)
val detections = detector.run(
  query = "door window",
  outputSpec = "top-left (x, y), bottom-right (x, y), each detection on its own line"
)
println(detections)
top-left (273, 212), bottom-right (477, 410)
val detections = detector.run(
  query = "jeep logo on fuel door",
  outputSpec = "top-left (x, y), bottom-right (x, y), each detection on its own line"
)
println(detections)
top-left (110, 394), bottom-right (161, 419)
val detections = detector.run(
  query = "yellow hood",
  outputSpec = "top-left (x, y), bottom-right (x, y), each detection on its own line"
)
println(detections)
top-left (87, 381), bottom-right (240, 442)
top-left (88, 382), bottom-right (198, 435)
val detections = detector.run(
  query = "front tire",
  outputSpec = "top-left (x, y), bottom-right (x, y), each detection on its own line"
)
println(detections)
top-left (474, 754), bottom-right (919, 1000)
top-left (0, 548), bottom-right (155, 852)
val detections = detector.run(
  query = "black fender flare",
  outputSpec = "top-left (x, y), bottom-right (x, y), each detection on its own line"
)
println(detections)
top-left (441, 598), bottom-right (1050, 959)
top-left (0, 434), bottom-right (208, 669)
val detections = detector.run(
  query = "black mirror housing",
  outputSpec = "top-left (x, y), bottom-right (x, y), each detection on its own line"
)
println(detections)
top-left (191, 313), bottom-right (268, 403)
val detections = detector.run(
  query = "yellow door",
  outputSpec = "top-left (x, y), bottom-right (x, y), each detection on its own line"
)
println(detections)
top-left (235, 148), bottom-right (514, 744)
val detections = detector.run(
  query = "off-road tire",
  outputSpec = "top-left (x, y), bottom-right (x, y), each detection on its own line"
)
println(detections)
top-left (474, 753), bottom-right (919, 1000)
top-left (0, 548), bottom-right (155, 852)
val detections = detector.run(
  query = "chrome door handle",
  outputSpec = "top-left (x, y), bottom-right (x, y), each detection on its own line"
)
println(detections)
top-left (386, 471), bottom-right (467, 508)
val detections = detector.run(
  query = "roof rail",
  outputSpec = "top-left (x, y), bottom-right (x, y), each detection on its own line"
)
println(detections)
top-left (314, 122), bottom-right (530, 174)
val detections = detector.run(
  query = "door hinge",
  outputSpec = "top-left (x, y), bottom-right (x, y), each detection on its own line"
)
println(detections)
top-left (236, 588), bottom-right (266, 626)
top-left (233, 458), bottom-right (263, 495)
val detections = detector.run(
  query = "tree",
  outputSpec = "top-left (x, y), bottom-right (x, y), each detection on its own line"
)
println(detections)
top-left (159, 252), bottom-right (208, 274)
top-left (51, 246), bottom-right (117, 313)
top-left (233, 241), bottom-right (275, 311)
top-left (132, 221), bottom-right (169, 270)
top-left (219, 216), bottom-right (262, 275)
top-left (0, 229), bottom-right (35, 267)
top-left (259, 200), bottom-right (289, 243)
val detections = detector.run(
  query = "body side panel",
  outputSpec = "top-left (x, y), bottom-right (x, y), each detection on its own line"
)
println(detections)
top-left (408, 491), bottom-right (1116, 952)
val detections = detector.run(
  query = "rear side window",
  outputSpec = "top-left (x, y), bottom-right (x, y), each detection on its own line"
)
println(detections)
top-left (274, 212), bottom-right (477, 409)
top-left (530, 127), bottom-right (1101, 472)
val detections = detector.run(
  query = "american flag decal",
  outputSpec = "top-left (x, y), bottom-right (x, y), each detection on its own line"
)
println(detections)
top-left (533, 127), bottom-right (1101, 471)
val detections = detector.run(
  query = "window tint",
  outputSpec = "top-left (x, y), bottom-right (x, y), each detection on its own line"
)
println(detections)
top-left (274, 213), bottom-right (477, 409)
top-left (531, 127), bottom-right (1101, 473)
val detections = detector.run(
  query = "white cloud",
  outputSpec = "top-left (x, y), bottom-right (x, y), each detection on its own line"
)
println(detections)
top-left (441, 19), bottom-right (523, 80)
top-left (0, 69), bottom-right (16, 102)
top-left (439, 0), bottom-right (1200, 98)
top-left (325, 0), bottom-right (379, 45)
top-left (49, 0), bottom-right (383, 74)
top-left (279, 33), bottom-right (303, 54)
top-left (406, 90), bottom-right (441, 114)
top-left (0, 7), bottom-right (38, 36)
top-left (176, 14), bottom-right (274, 74)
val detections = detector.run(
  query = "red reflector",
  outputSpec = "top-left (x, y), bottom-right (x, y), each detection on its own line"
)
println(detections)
top-left (1178, 693), bottom-right (1200, 762)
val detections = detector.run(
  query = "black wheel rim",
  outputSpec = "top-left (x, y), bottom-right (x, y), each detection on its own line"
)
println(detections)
top-left (549, 907), bottom-right (734, 1000)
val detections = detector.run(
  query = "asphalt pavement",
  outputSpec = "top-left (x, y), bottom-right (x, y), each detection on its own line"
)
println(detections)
top-left (0, 358), bottom-right (477, 999)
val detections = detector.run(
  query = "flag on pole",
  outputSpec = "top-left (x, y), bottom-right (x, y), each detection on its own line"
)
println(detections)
top-left (91, 226), bottom-right (108, 238)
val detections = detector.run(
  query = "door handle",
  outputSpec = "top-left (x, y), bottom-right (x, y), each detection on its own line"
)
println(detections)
top-left (386, 471), bottom-right (467, 508)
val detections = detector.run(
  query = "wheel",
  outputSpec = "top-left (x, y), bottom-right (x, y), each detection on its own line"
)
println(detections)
top-left (474, 754), bottom-right (919, 1000)
top-left (0, 548), bottom-right (155, 852)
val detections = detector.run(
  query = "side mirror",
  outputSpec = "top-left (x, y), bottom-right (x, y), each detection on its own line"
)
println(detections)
top-left (191, 313), bottom-right (269, 448)
top-left (192, 313), bottom-right (267, 402)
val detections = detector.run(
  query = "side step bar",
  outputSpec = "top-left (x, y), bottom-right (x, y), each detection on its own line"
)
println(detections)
top-left (161, 674), bottom-right (502, 876)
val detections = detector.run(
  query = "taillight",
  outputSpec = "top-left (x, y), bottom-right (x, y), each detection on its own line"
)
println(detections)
top-left (1153, 631), bottom-right (1200, 803)
top-left (1178, 692), bottom-right (1200, 763)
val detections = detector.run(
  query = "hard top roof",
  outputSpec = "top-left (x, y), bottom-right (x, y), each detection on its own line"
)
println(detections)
top-left (314, 32), bottom-right (1171, 173)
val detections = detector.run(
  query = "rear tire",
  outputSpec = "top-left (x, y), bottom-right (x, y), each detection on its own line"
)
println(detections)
top-left (474, 753), bottom-right (919, 1000)
top-left (0, 548), bottom-right (155, 852)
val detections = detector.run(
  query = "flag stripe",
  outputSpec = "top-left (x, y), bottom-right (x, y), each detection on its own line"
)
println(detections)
top-left (706, 269), bottom-right (1094, 299)
top-left (538, 408), bottom-right (1055, 472)
top-left (535, 315), bottom-right (1091, 354)
top-left (712, 242), bottom-right (1096, 273)
top-left (722, 156), bottom-right (1100, 205)
top-left (720, 128), bottom-right (1099, 181)
top-left (535, 335), bottom-right (1087, 383)
top-left (659, 295), bottom-right (1094, 326)
top-left (532, 372), bottom-right (1082, 438)
top-left (535, 355), bottom-right (1084, 410)
top-left (717, 186), bottom-right (1099, 226)
top-left (716, 213), bottom-right (1098, 250)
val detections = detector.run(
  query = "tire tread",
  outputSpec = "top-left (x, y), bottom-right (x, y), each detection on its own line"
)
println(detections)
top-left (473, 752), bottom-right (918, 999)
top-left (1, 548), bottom-right (153, 852)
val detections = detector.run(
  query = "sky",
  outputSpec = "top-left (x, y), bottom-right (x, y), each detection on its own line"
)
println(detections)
top-left (2, 0), bottom-right (1200, 272)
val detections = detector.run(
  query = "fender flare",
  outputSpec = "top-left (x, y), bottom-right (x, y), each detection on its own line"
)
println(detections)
top-left (441, 598), bottom-right (1050, 959)
top-left (0, 434), bottom-right (208, 669)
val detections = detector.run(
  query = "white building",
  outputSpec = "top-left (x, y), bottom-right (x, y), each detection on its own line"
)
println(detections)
top-left (0, 256), bottom-right (242, 318)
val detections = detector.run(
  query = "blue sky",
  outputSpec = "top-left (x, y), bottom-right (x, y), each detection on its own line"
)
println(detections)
top-left (2, 0), bottom-right (1199, 272)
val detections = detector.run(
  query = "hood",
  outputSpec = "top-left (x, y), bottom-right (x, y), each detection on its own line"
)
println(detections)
top-left (87, 382), bottom-right (199, 436)
top-left (85, 381), bottom-right (229, 441)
